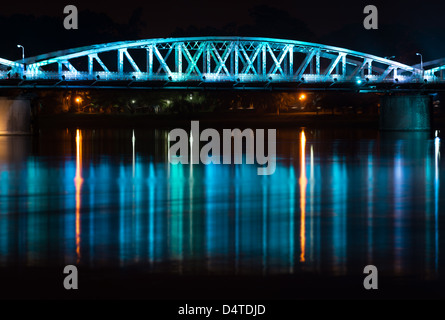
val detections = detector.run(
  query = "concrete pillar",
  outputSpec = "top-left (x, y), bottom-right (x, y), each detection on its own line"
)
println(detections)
top-left (379, 95), bottom-right (431, 131)
top-left (0, 97), bottom-right (31, 135)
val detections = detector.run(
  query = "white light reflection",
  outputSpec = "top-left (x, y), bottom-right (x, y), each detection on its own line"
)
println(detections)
top-left (393, 142), bottom-right (403, 274)
top-left (367, 142), bottom-right (374, 263)
top-left (435, 133), bottom-right (440, 272)
top-left (132, 130), bottom-right (135, 178)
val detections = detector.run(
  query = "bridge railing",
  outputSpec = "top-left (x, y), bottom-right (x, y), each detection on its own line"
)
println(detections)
top-left (14, 71), bottom-right (430, 84)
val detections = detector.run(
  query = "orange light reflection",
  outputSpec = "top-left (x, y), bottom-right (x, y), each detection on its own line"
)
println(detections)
top-left (299, 130), bottom-right (307, 262)
top-left (75, 129), bottom-right (83, 263)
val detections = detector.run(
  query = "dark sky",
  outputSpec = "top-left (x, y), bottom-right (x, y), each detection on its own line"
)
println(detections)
top-left (1, 0), bottom-right (445, 64)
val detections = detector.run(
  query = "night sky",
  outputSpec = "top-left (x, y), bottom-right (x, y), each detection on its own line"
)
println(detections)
top-left (1, 0), bottom-right (445, 64)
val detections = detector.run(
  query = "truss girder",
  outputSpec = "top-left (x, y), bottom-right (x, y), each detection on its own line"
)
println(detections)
top-left (1, 36), bottom-right (429, 83)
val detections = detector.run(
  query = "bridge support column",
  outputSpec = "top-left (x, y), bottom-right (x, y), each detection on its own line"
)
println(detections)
top-left (379, 94), bottom-right (432, 131)
top-left (0, 97), bottom-right (31, 135)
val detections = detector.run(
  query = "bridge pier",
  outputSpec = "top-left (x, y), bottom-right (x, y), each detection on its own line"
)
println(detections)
top-left (379, 94), bottom-right (432, 131)
top-left (0, 97), bottom-right (32, 135)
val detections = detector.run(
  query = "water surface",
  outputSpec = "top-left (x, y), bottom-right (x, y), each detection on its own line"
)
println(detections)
top-left (0, 127), bottom-right (443, 281)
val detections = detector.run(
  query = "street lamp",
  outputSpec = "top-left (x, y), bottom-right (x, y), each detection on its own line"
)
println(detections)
top-left (416, 53), bottom-right (423, 70)
top-left (17, 44), bottom-right (24, 61)
top-left (75, 96), bottom-right (82, 110)
top-left (17, 45), bottom-right (25, 72)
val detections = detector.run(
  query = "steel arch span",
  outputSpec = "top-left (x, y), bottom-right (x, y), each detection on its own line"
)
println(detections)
top-left (0, 36), bottom-right (442, 90)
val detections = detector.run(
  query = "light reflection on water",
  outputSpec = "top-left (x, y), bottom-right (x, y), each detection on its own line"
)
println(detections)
top-left (0, 128), bottom-right (443, 278)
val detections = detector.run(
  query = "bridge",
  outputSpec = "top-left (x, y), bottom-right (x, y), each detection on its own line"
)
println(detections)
top-left (0, 36), bottom-right (444, 91)
top-left (0, 36), bottom-right (443, 133)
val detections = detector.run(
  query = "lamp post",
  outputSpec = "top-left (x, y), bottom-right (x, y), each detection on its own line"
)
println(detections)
top-left (416, 53), bottom-right (423, 75)
top-left (17, 44), bottom-right (24, 61)
top-left (17, 45), bottom-right (24, 72)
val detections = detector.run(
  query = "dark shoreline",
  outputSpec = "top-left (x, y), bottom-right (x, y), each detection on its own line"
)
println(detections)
top-left (37, 112), bottom-right (382, 130)
top-left (36, 112), bottom-right (445, 131)
top-left (0, 266), bottom-right (443, 300)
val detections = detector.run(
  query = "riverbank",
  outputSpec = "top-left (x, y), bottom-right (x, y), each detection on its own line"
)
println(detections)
top-left (37, 112), bottom-right (382, 130)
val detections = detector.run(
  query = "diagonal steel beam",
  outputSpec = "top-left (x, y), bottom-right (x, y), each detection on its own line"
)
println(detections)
top-left (296, 50), bottom-right (316, 77)
top-left (210, 42), bottom-right (232, 75)
top-left (239, 44), bottom-right (261, 75)
top-left (324, 53), bottom-right (346, 76)
top-left (62, 61), bottom-right (77, 73)
top-left (266, 43), bottom-right (286, 75)
top-left (182, 43), bottom-right (205, 76)
top-left (156, 47), bottom-right (173, 74)
top-left (348, 58), bottom-right (372, 79)
top-left (377, 65), bottom-right (395, 81)
top-left (153, 46), bottom-right (173, 77)
top-left (123, 49), bottom-right (141, 73)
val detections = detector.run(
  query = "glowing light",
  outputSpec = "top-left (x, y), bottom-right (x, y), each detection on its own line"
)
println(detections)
top-left (435, 134), bottom-right (440, 273)
top-left (74, 129), bottom-right (83, 263)
top-left (132, 130), bottom-right (135, 178)
top-left (356, 79), bottom-right (362, 85)
top-left (299, 93), bottom-right (306, 100)
top-left (299, 130), bottom-right (307, 262)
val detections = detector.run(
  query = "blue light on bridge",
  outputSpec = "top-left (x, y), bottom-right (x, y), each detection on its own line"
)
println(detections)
top-left (0, 36), bottom-right (434, 87)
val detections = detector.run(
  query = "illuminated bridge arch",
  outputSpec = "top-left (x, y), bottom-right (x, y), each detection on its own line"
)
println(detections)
top-left (0, 37), bottom-right (438, 89)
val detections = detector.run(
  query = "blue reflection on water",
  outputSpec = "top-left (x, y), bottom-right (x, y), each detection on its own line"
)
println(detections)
top-left (0, 128), bottom-right (443, 278)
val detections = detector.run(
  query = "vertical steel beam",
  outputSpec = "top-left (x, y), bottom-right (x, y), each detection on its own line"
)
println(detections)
top-left (284, 50), bottom-right (288, 75)
top-left (316, 51), bottom-right (320, 75)
top-left (88, 55), bottom-right (94, 74)
top-left (203, 42), bottom-right (206, 74)
top-left (200, 43), bottom-right (207, 74)
top-left (262, 44), bottom-right (266, 76)
top-left (368, 60), bottom-right (372, 75)
top-left (176, 43), bottom-right (182, 75)
top-left (289, 45), bottom-right (293, 76)
top-left (147, 46), bottom-right (153, 75)
top-left (234, 44), bottom-right (239, 76)
top-left (257, 47), bottom-right (261, 75)
top-left (342, 55), bottom-right (346, 75)
top-left (118, 49), bottom-right (124, 74)
top-left (207, 43), bottom-right (211, 74)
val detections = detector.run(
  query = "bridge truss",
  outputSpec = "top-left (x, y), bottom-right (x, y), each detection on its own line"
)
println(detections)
top-left (0, 37), bottom-right (443, 90)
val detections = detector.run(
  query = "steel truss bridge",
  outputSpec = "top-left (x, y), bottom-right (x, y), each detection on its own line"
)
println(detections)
top-left (1, 36), bottom-right (445, 91)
